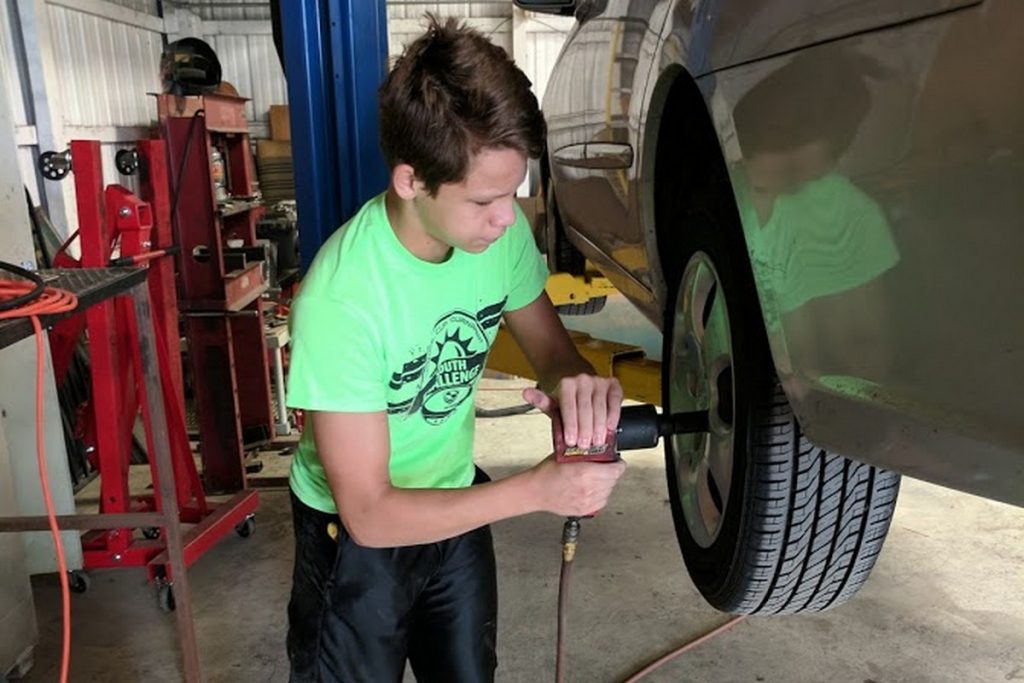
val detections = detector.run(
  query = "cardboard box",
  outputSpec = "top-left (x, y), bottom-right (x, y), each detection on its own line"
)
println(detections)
top-left (256, 139), bottom-right (292, 159)
top-left (269, 105), bottom-right (290, 141)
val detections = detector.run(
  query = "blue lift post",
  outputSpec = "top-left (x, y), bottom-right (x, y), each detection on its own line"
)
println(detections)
top-left (280, 0), bottom-right (390, 270)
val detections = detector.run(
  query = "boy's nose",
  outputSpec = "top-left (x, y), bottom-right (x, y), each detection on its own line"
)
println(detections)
top-left (491, 198), bottom-right (515, 228)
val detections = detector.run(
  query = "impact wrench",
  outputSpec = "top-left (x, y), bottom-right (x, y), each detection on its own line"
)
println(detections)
top-left (553, 404), bottom-right (710, 683)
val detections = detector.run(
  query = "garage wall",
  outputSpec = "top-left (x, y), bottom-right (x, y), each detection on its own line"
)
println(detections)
top-left (0, 1), bottom-right (39, 211)
top-left (3, 0), bottom-right (575, 233)
top-left (388, 2), bottom-right (513, 56)
top-left (183, 0), bottom-right (270, 21)
top-left (182, 2), bottom-right (540, 137)
top-left (3, 0), bottom-right (164, 237)
top-left (47, 1), bottom-right (163, 133)
top-left (0, 65), bottom-right (83, 576)
top-left (47, 0), bottom-right (163, 196)
top-left (513, 11), bottom-right (575, 107)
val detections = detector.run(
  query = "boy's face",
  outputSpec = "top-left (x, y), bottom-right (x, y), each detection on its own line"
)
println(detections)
top-left (745, 140), bottom-right (836, 194)
top-left (412, 147), bottom-right (527, 257)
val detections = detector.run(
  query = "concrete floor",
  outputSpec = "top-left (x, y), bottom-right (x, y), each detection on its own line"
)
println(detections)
top-left (19, 374), bottom-right (1024, 682)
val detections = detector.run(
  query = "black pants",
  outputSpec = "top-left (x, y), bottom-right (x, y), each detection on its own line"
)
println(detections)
top-left (287, 471), bottom-right (497, 682)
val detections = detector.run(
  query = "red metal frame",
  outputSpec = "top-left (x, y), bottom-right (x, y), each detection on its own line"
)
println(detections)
top-left (159, 93), bottom-right (274, 492)
top-left (47, 139), bottom-right (259, 581)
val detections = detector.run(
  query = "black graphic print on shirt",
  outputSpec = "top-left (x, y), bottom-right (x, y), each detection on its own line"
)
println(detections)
top-left (387, 297), bottom-right (506, 424)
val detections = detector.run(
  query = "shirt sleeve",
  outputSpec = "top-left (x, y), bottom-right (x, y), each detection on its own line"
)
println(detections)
top-left (504, 205), bottom-right (550, 311)
top-left (285, 294), bottom-right (387, 412)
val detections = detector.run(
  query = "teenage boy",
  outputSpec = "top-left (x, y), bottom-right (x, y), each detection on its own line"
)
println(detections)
top-left (286, 17), bottom-right (626, 682)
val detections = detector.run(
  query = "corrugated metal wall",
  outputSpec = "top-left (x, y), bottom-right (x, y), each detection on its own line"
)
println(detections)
top-left (189, 2), bottom-right (526, 135)
top-left (47, 4), bottom-right (162, 128)
top-left (45, 1), bottom-right (164, 204)
top-left (0, 1), bottom-right (40, 207)
top-left (387, 2), bottom-right (513, 56)
top-left (0, 4), bottom-right (28, 126)
top-left (186, 0), bottom-right (271, 21)
top-left (7, 0), bottom-right (164, 222)
top-left (106, 0), bottom-right (159, 13)
top-left (186, 2), bottom-right (556, 137)
top-left (3, 2), bottom-right (574, 233)
top-left (516, 14), bottom-right (574, 105)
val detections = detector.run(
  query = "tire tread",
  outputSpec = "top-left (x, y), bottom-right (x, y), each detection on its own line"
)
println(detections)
top-left (722, 384), bottom-right (900, 614)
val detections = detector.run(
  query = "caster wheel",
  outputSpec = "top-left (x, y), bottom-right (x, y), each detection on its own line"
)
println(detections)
top-left (142, 527), bottom-right (161, 540)
top-left (235, 515), bottom-right (255, 539)
top-left (68, 570), bottom-right (90, 594)
top-left (157, 582), bottom-right (176, 613)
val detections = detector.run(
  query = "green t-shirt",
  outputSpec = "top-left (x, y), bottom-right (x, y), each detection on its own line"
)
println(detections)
top-left (736, 171), bottom-right (900, 317)
top-left (285, 193), bottom-right (548, 513)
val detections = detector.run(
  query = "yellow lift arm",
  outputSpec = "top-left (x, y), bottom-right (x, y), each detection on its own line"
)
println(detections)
top-left (487, 329), bottom-right (662, 406)
top-left (544, 271), bottom-right (616, 308)
top-left (488, 270), bottom-right (662, 404)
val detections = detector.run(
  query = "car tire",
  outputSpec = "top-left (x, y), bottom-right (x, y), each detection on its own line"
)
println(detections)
top-left (545, 179), bottom-right (586, 276)
top-left (662, 241), bottom-right (901, 614)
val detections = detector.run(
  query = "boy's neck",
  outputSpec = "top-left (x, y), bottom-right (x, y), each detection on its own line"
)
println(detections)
top-left (384, 189), bottom-right (452, 264)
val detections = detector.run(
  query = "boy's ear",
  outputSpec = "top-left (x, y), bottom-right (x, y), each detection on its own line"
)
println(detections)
top-left (391, 163), bottom-right (419, 201)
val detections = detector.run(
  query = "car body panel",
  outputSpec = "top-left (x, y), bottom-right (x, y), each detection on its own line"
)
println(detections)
top-left (693, 0), bottom-right (978, 73)
top-left (543, 0), bottom-right (1024, 504)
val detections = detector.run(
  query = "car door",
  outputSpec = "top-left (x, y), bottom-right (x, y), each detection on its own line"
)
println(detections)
top-left (544, 0), bottom-right (673, 307)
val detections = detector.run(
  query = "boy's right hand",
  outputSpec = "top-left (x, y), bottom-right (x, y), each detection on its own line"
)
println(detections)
top-left (529, 454), bottom-right (626, 517)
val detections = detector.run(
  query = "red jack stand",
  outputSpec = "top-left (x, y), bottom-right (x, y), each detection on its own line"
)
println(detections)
top-left (46, 139), bottom-right (259, 605)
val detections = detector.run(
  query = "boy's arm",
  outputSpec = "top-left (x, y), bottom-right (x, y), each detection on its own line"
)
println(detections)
top-left (502, 292), bottom-right (624, 448)
top-left (314, 410), bottom-right (624, 547)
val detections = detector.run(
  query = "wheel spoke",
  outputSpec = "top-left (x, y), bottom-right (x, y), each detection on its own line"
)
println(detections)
top-left (695, 458), bottom-right (722, 537)
top-left (702, 296), bottom-right (728, 355)
top-left (707, 432), bottom-right (733, 512)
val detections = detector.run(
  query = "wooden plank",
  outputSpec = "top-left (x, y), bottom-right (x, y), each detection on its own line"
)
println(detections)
top-left (269, 105), bottom-right (290, 141)
top-left (0, 512), bottom-right (164, 532)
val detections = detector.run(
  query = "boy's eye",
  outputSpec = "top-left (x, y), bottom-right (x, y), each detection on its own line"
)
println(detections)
top-left (473, 200), bottom-right (493, 207)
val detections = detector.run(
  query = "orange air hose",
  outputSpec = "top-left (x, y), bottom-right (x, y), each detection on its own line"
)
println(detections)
top-left (0, 264), bottom-right (78, 683)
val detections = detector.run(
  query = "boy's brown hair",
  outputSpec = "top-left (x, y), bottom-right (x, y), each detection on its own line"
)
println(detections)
top-left (734, 48), bottom-right (878, 161)
top-left (379, 16), bottom-right (546, 195)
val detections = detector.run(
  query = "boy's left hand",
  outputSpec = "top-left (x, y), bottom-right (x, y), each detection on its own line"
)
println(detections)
top-left (523, 374), bottom-right (624, 448)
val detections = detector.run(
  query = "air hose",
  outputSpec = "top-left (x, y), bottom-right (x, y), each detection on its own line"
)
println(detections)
top-left (555, 516), bottom-right (747, 682)
top-left (555, 517), bottom-right (580, 683)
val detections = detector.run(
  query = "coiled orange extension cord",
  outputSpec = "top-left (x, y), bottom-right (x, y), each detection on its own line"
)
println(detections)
top-left (0, 266), bottom-right (78, 683)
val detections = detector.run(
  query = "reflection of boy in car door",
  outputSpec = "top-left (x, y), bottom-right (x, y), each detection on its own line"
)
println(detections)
top-left (730, 49), bottom-right (900, 388)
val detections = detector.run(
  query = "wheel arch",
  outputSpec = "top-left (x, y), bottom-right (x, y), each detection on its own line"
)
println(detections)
top-left (646, 66), bottom-right (773, 362)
